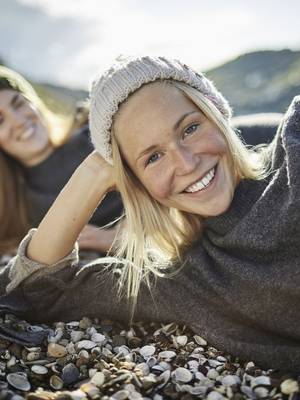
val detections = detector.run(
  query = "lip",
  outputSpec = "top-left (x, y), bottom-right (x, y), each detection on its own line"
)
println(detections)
top-left (17, 124), bottom-right (35, 141)
top-left (181, 164), bottom-right (218, 193)
top-left (181, 163), bottom-right (219, 196)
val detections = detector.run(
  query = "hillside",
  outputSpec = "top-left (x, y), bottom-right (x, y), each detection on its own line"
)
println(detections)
top-left (1, 49), bottom-right (300, 116)
top-left (206, 49), bottom-right (300, 115)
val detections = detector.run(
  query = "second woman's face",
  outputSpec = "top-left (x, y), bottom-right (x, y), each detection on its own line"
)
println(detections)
top-left (0, 89), bottom-right (50, 165)
top-left (114, 82), bottom-right (237, 218)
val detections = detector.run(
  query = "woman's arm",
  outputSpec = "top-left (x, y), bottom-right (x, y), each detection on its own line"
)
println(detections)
top-left (27, 151), bottom-right (115, 265)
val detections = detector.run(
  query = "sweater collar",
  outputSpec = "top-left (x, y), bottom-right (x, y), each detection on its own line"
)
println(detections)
top-left (203, 178), bottom-right (268, 236)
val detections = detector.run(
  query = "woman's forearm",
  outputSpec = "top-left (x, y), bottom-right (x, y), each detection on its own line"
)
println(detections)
top-left (27, 152), bottom-right (114, 265)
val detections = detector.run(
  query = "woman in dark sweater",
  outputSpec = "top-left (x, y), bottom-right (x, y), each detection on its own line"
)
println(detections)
top-left (0, 66), bottom-right (123, 254)
top-left (1, 56), bottom-right (299, 372)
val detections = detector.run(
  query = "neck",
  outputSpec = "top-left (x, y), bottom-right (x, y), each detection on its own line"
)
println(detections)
top-left (20, 142), bottom-right (55, 167)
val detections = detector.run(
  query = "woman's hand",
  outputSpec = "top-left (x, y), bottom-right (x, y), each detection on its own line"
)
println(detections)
top-left (78, 224), bottom-right (117, 253)
top-left (84, 150), bottom-right (116, 192)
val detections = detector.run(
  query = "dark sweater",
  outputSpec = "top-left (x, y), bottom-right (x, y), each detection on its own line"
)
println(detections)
top-left (0, 98), bottom-right (299, 372)
top-left (23, 124), bottom-right (123, 227)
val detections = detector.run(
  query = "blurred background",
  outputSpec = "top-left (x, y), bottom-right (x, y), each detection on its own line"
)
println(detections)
top-left (1, 0), bottom-right (299, 116)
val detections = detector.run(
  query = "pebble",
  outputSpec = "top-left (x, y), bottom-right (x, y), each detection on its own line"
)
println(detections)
top-left (221, 374), bottom-right (241, 386)
top-left (172, 367), bottom-right (193, 383)
top-left (90, 371), bottom-right (105, 387)
top-left (7, 372), bottom-right (31, 391)
top-left (62, 363), bottom-right (80, 386)
top-left (47, 343), bottom-right (67, 358)
top-left (251, 375), bottom-right (271, 387)
top-left (280, 379), bottom-right (299, 395)
top-left (91, 332), bottom-right (106, 344)
top-left (76, 340), bottom-right (97, 350)
top-left (31, 365), bottom-right (48, 375)
top-left (194, 335), bottom-right (207, 346)
top-left (140, 345), bottom-right (156, 358)
top-left (111, 389), bottom-right (130, 400)
top-left (70, 330), bottom-right (84, 343)
top-left (207, 390), bottom-right (226, 400)
top-left (49, 375), bottom-right (64, 390)
top-left (0, 308), bottom-right (298, 400)
top-left (175, 335), bottom-right (188, 346)
top-left (158, 350), bottom-right (176, 360)
top-left (207, 369), bottom-right (219, 380)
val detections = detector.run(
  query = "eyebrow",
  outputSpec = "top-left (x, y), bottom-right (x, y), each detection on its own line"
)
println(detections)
top-left (10, 93), bottom-right (21, 107)
top-left (136, 111), bottom-right (199, 161)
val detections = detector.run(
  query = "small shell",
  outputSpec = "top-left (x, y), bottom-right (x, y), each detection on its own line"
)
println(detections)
top-left (280, 379), bottom-right (299, 395)
top-left (253, 386), bottom-right (270, 398)
top-left (251, 376), bottom-right (271, 388)
top-left (62, 363), bottom-right (80, 385)
top-left (194, 335), bottom-right (207, 346)
top-left (90, 371), bottom-right (105, 388)
top-left (111, 389), bottom-right (130, 400)
top-left (157, 370), bottom-right (171, 389)
top-left (71, 330), bottom-right (84, 343)
top-left (158, 350), bottom-right (176, 361)
top-left (221, 374), bottom-right (241, 386)
top-left (77, 340), bottom-right (97, 350)
top-left (175, 335), bottom-right (188, 347)
top-left (172, 367), bottom-right (192, 383)
top-left (139, 345), bottom-right (156, 358)
top-left (50, 375), bottom-right (64, 390)
top-left (207, 369), bottom-right (219, 380)
top-left (206, 391), bottom-right (226, 400)
top-left (7, 372), bottom-right (31, 392)
top-left (47, 343), bottom-right (67, 358)
top-left (91, 332), bottom-right (106, 344)
top-left (31, 365), bottom-right (48, 375)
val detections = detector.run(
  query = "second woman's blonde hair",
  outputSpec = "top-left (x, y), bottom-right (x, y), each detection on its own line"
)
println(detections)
top-left (79, 80), bottom-right (272, 323)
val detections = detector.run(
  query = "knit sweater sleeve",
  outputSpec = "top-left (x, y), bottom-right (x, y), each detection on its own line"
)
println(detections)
top-left (270, 96), bottom-right (300, 193)
top-left (5, 229), bottom-right (79, 294)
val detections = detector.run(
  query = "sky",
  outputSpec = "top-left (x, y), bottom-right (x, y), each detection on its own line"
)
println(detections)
top-left (0, 0), bottom-right (300, 89)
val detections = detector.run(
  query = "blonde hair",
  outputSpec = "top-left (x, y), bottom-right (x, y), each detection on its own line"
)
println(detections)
top-left (0, 66), bottom-right (74, 254)
top-left (81, 81), bottom-right (272, 323)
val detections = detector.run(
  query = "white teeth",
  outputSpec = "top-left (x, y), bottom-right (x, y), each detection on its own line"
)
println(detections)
top-left (184, 167), bottom-right (216, 193)
top-left (18, 126), bottom-right (34, 141)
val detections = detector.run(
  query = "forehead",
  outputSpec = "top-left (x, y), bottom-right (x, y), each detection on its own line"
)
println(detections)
top-left (113, 82), bottom-right (200, 152)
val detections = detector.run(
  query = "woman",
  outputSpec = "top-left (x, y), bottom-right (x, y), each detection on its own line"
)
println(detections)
top-left (0, 66), bottom-right (123, 254)
top-left (0, 56), bottom-right (298, 372)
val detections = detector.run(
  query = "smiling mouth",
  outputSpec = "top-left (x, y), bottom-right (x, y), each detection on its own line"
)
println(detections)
top-left (17, 125), bottom-right (35, 141)
top-left (183, 165), bottom-right (217, 193)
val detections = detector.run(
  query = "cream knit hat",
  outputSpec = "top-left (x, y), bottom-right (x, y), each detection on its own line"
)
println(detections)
top-left (89, 55), bottom-right (232, 165)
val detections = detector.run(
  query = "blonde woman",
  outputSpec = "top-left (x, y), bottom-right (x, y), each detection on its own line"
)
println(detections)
top-left (0, 66), bottom-right (122, 254)
top-left (1, 56), bottom-right (298, 372)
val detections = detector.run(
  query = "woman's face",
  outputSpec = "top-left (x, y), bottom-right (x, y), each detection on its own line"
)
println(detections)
top-left (0, 89), bottom-right (51, 165)
top-left (114, 82), bottom-right (237, 218)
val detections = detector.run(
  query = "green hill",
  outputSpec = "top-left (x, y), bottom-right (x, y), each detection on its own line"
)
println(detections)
top-left (205, 49), bottom-right (300, 115)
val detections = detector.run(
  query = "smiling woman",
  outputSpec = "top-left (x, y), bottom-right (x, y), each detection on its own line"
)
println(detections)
top-left (0, 66), bottom-right (123, 254)
top-left (1, 56), bottom-right (300, 372)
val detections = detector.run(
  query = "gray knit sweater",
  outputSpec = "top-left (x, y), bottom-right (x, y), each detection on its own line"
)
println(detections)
top-left (0, 97), bottom-right (299, 373)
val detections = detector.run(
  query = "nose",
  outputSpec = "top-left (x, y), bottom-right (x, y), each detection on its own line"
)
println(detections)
top-left (12, 109), bottom-right (28, 129)
top-left (170, 144), bottom-right (198, 176)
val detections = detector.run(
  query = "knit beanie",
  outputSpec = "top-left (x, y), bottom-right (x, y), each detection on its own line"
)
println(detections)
top-left (89, 55), bottom-right (232, 165)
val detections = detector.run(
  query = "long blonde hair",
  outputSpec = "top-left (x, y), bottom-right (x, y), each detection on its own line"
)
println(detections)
top-left (81, 81), bottom-right (272, 322)
top-left (0, 66), bottom-right (74, 254)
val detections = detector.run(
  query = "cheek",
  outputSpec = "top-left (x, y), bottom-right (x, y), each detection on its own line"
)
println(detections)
top-left (141, 170), bottom-right (172, 201)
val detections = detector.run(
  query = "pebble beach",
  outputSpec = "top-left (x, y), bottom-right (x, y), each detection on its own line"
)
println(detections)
top-left (0, 256), bottom-right (299, 400)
